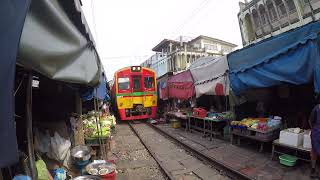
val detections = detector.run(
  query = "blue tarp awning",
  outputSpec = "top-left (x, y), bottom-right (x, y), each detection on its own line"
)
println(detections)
top-left (0, 0), bottom-right (31, 167)
top-left (81, 72), bottom-right (110, 101)
top-left (228, 21), bottom-right (320, 95)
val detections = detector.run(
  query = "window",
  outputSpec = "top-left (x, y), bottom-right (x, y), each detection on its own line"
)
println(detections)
top-left (285, 0), bottom-right (296, 13)
top-left (144, 77), bottom-right (154, 89)
top-left (118, 77), bottom-right (130, 90)
top-left (275, 0), bottom-right (287, 17)
top-left (267, 1), bottom-right (278, 22)
top-left (204, 44), bottom-right (218, 51)
top-left (132, 75), bottom-right (141, 91)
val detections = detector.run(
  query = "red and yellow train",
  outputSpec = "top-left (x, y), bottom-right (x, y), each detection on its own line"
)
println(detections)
top-left (111, 66), bottom-right (157, 121)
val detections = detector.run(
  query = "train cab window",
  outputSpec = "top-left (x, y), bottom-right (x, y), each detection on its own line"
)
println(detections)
top-left (118, 77), bottom-right (130, 90)
top-left (144, 77), bottom-right (154, 89)
top-left (132, 75), bottom-right (141, 91)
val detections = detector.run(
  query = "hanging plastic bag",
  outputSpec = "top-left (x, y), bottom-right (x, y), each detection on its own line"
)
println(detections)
top-left (47, 132), bottom-right (71, 162)
top-left (34, 129), bottom-right (51, 153)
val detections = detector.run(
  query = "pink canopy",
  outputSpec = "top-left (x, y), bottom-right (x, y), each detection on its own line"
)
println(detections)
top-left (167, 70), bottom-right (195, 100)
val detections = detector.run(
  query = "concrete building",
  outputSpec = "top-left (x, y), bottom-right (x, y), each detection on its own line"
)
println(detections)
top-left (141, 35), bottom-right (237, 78)
top-left (238, 0), bottom-right (320, 46)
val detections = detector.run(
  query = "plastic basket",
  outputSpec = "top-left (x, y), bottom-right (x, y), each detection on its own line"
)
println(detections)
top-left (279, 154), bottom-right (298, 167)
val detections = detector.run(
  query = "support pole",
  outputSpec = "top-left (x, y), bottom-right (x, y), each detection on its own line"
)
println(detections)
top-left (26, 72), bottom-right (37, 180)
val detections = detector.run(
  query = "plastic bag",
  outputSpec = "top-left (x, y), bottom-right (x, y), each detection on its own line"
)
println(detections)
top-left (36, 158), bottom-right (50, 180)
top-left (47, 132), bottom-right (71, 162)
top-left (34, 129), bottom-right (51, 153)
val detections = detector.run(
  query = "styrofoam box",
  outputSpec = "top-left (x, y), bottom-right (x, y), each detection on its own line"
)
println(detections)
top-left (279, 130), bottom-right (304, 147)
top-left (303, 130), bottom-right (312, 149)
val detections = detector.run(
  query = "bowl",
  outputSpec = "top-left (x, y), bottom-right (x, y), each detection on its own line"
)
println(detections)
top-left (72, 175), bottom-right (102, 180)
top-left (71, 145), bottom-right (92, 162)
top-left (85, 161), bottom-right (116, 176)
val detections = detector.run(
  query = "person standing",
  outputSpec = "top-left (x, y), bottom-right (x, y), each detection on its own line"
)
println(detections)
top-left (309, 101), bottom-right (320, 178)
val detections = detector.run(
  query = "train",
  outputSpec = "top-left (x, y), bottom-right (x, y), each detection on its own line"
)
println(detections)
top-left (111, 66), bottom-right (157, 121)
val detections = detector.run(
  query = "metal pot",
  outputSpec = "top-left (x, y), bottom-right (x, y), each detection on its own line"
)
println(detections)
top-left (71, 145), bottom-right (92, 162)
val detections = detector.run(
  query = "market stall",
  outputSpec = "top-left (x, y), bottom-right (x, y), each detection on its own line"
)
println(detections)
top-left (188, 111), bottom-right (233, 140)
top-left (230, 117), bottom-right (281, 152)
top-left (164, 70), bottom-right (195, 128)
top-left (0, 0), bottom-right (115, 179)
top-left (226, 21), bottom-right (320, 164)
top-left (272, 128), bottom-right (311, 164)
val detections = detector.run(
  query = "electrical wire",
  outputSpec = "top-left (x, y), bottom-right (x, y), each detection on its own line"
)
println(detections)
top-left (14, 77), bottom-right (24, 96)
top-left (91, 0), bottom-right (99, 48)
top-left (172, 0), bottom-right (211, 37)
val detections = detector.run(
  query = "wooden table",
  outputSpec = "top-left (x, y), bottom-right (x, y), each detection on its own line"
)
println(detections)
top-left (230, 127), bottom-right (280, 152)
top-left (272, 139), bottom-right (311, 162)
top-left (188, 116), bottom-right (229, 141)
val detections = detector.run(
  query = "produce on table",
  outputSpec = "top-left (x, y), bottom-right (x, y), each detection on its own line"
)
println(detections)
top-left (231, 117), bottom-right (281, 131)
top-left (83, 111), bottom-right (116, 139)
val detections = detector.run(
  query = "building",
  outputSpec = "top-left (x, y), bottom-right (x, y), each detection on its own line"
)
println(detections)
top-left (141, 35), bottom-right (237, 78)
top-left (238, 0), bottom-right (320, 46)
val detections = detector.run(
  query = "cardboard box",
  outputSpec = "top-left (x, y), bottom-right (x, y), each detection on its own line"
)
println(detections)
top-left (279, 130), bottom-right (303, 147)
top-left (303, 130), bottom-right (312, 149)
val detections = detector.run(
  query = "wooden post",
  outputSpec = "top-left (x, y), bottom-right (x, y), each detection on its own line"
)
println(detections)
top-left (74, 92), bottom-right (84, 145)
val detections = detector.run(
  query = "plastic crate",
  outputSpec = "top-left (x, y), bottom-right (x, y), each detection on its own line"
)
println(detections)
top-left (85, 137), bottom-right (108, 145)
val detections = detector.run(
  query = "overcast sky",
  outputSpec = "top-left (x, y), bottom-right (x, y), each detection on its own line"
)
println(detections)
top-left (81, 0), bottom-right (243, 80)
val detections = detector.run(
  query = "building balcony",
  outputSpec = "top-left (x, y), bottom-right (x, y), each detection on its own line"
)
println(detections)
top-left (239, 0), bottom-right (320, 46)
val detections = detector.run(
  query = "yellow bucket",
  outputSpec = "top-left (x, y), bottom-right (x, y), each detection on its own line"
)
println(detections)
top-left (171, 119), bottom-right (181, 129)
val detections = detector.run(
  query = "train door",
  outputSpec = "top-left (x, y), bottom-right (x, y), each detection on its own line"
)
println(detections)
top-left (143, 75), bottom-right (156, 107)
top-left (117, 76), bottom-right (132, 108)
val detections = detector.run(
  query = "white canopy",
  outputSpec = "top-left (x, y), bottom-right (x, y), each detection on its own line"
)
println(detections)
top-left (189, 56), bottom-right (229, 98)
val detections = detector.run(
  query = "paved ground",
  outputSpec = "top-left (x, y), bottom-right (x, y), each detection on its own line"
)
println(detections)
top-left (108, 124), bottom-right (166, 180)
top-left (131, 123), bottom-right (230, 180)
top-left (154, 123), bottom-right (312, 180)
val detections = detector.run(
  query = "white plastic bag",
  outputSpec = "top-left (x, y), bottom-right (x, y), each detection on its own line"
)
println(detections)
top-left (47, 132), bottom-right (71, 162)
top-left (34, 129), bottom-right (51, 153)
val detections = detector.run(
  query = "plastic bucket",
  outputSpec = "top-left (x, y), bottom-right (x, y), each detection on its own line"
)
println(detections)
top-left (279, 154), bottom-right (297, 167)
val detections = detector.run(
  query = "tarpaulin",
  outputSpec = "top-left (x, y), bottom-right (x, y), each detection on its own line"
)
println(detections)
top-left (190, 56), bottom-right (229, 97)
top-left (81, 72), bottom-right (110, 101)
top-left (167, 70), bottom-right (195, 100)
top-left (18, 0), bottom-right (101, 86)
top-left (228, 21), bottom-right (320, 95)
top-left (0, 0), bottom-right (30, 167)
top-left (158, 81), bottom-right (168, 100)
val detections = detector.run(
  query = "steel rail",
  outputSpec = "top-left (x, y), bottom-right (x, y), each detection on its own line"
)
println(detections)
top-left (148, 123), bottom-right (253, 180)
top-left (128, 122), bottom-right (174, 180)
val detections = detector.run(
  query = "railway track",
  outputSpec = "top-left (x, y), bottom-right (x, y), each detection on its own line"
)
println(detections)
top-left (128, 122), bottom-right (250, 180)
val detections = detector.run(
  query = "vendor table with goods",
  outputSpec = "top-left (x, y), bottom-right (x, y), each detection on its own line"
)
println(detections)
top-left (188, 112), bottom-right (233, 141)
top-left (230, 117), bottom-right (281, 152)
top-left (82, 111), bottom-right (116, 147)
top-left (165, 111), bottom-right (189, 131)
top-left (272, 128), bottom-right (311, 163)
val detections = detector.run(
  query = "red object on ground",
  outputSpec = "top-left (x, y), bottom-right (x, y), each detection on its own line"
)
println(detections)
top-left (193, 108), bottom-right (207, 118)
top-left (100, 160), bottom-right (116, 180)
top-left (101, 170), bottom-right (116, 180)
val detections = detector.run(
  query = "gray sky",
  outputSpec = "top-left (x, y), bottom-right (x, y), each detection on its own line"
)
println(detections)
top-left (81, 0), bottom-right (243, 80)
